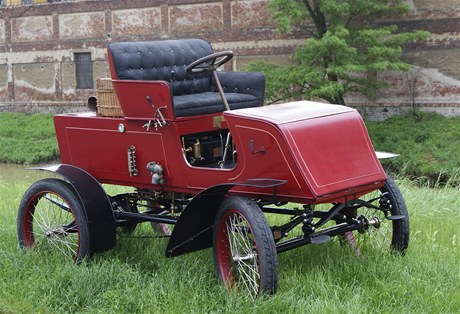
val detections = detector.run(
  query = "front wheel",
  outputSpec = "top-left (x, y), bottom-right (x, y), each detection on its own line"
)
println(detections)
top-left (17, 178), bottom-right (90, 263)
top-left (343, 176), bottom-right (410, 255)
top-left (213, 196), bottom-right (278, 298)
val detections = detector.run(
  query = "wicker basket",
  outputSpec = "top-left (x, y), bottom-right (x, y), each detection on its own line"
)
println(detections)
top-left (96, 78), bottom-right (124, 117)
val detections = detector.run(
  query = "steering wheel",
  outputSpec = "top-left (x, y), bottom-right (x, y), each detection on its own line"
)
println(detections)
top-left (186, 51), bottom-right (234, 75)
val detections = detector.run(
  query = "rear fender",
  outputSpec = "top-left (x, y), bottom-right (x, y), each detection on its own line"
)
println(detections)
top-left (166, 178), bottom-right (286, 257)
top-left (30, 164), bottom-right (116, 253)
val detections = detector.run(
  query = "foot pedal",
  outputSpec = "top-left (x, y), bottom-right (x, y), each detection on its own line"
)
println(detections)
top-left (386, 215), bottom-right (405, 221)
top-left (310, 235), bottom-right (331, 244)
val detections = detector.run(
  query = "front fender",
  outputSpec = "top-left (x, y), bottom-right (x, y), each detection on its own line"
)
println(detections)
top-left (166, 178), bottom-right (286, 257)
top-left (30, 164), bottom-right (116, 253)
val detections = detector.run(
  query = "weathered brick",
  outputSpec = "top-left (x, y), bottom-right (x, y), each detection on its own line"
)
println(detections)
top-left (11, 15), bottom-right (53, 42)
top-left (13, 63), bottom-right (57, 101)
top-left (0, 64), bottom-right (8, 102)
top-left (112, 7), bottom-right (162, 37)
top-left (59, 12), bottom-right (106, 40)
top-left (169, 3), bottom-right (223, 33)
top-left (231, 0), bottom-right (272, 28)
top-left (0, 0), bottom-right (458, 118)
top-left (235, 54), bottom-right (293, 70)
top-left (411, 0), bottom-right (460, 19)
top-left (0, 19), bottom-right (5, 44)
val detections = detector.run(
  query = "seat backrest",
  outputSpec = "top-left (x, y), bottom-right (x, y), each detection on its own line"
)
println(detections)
top-left (108, 39), bottom-right (214, 96)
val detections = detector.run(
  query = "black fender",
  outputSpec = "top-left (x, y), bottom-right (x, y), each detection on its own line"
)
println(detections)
top-left (30, 164), bottom-right (116, 253)
top-left (165, 178), bottom-right (286, 257)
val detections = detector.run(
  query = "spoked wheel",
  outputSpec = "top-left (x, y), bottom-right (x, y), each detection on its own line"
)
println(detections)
top-left (343, 176), bottom-right (409, 255)
top-left (17, 178), bottom-right (90, 263)
top-left (213, 196), bottom-right (278, 298)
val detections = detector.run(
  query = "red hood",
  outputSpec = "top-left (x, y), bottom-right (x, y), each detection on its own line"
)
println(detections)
top-left (225, 101), bottom-right (386, 199)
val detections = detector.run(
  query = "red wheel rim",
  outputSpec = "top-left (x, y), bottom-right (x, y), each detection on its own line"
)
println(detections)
top-left (216, 209), bottom-right (261, 296)
top-left (21, 190), bottom-right (81, 261)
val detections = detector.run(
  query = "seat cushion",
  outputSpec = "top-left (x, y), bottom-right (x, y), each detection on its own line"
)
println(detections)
top-left (108, 39), bottom-right (214, 95)
top-left (173, 92), bottom-right (261, 117)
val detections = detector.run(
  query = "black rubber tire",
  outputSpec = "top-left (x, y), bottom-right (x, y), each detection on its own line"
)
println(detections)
top-left (17, 178), bottom-right (90, 263)
top-left (381, 176), bottom-right (410, 252)
top-left (346, 176), bottom-right (410, 254)
top-left (213, 196), bottom-right (278, 298)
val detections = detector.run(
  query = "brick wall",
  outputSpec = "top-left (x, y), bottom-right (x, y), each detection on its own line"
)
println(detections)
top-left (0, 0), bottom-right (459, 119)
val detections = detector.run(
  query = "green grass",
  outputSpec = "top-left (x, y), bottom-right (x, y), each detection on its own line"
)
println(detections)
top-left (1, 179), bottom-right (458, 313)
top-left (366, 112), bottom-right (460, 186)
top-left (0, 113), bottom-right (59, 164)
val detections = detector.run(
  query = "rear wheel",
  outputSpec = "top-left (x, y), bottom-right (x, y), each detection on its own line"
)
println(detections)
top-left (17, 178), bottom-right (90, 263)
top-left (343, 176), bottom-right (409, 254)
top-left (213, 196), bottom-right (278, 298)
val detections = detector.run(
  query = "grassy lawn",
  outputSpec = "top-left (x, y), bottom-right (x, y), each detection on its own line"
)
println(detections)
top-left (0, 178), bottom-right (458, 313)
top-left (0, 111), bottom-right (458, 312)
top-left (0, 113), bottom-right (58, 164)
top-left (366, 112), bottom-right (460, 187)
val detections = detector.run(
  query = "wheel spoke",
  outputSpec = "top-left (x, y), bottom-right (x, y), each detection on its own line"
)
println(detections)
top-left (214, 196), bottom-right (278, 297)
top-left (44, 194), bottom-right (71, 212)
top-left (18, 179), bottom-right (89, 263)
top-left (37, 229), bottom-right (78, 258)
top-left (28, 192), bottom-right (79, 260)
top-left (224, 212), bottom-right (260, 296)
top-left (346, 178), bottom-right (409, 255)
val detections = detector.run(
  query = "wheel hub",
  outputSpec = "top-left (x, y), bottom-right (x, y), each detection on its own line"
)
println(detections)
top-left (368, 216), bottom-right (382, 229)
top-left (45, 227), bottom-right (67, 238)
top-left (233, 253), bottom-right (256, 262)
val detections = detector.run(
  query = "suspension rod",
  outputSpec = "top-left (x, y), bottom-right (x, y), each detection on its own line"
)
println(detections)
top-left (114, 211), bottom-right (177, 224)
top-left (276, 221), bottom-right (362, 254)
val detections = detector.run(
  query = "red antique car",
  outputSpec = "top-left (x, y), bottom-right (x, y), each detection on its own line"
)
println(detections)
top-left (17, 39), bottom-right (409, 298)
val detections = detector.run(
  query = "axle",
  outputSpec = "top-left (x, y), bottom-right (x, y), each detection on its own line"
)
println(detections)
top-left (275, 214), bottom-right (383, 254)
top-left (114, 211), bottom-right (177, 225)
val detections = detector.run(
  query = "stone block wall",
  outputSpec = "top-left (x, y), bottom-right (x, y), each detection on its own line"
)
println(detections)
top-left (0, 0), bottom-right (458, 119)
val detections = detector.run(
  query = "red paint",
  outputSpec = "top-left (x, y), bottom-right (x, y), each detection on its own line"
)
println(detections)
top-left (55, 96), bottom-right (386, 204)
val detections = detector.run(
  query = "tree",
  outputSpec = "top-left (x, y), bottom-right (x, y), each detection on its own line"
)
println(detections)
top-left (247, 0), bottom-right (429, 105)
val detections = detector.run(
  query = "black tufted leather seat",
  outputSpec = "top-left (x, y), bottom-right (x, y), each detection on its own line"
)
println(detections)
top-left (108, 39), bottom-right (265, 117)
